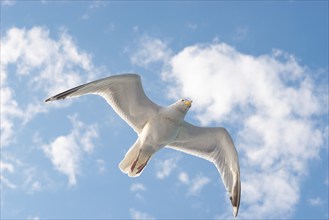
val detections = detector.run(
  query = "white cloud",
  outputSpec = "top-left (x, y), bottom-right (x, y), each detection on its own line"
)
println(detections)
top-left (0, 86), bottom-right (24, 146)
top-left (133, 25), bottom-right (139, 32)
top-left (27, 216), bottom-right (40, 220)
top-left (1, 26), bottom-right (99, 191)
top-left (1, 0), bottom-right (15, 6)
top-left (129, 208), bottom-right (155, 220)
top-left (155, 155), bottom-right (180, 179)
top-left (130, 183), bottom-right (147, 200)
top-left (1, 26), bottom-right (98, 147)
top-left (0, 160), bottom-right (17, 189)
top-left (30, 181), bottom-right (42, 192)
top-left (0, 161), bottom-right (15, 173)
top-left (130, 183), bottom-right (146, 192)
top-left (42, 115), bottom-right (98, 186)
top-left (81, 2), bottom-right (107, 20)
top-left (89, 0), bottom-right (107, 9)
top-left (0, 175), bottom-right (17, 189)
top-left (188, 174), bottom-right (211, 196)
top-left (187, 23), bottom-right (198, 30)
top-left (130, 35), bottom-right (172, 68)
top-left (0, 156), bottom-right (55, 192)
top-left (22, 167), bottom-right (43, 194)
top-left (242, 170), bottom-right (299, 218)
top-left (308, 197), bottom-right (323, 206)
top-left (178, 172), bottom-right (190, 184)
top-left (96, 159), bottom-right (106, 174)
top-left (132, 38), bottom-right (328, 218)
top-left (177, 172), bottom-right (210, 196)
top-left (233, 26), bottom-right (249, 41)
top-left (325, 177), bottom-right (329, 186)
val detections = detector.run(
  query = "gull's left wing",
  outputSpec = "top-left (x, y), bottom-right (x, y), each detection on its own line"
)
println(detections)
top-left (45, 74), bottom-right (160, 134)
top-left (168, 122), bottom-right (241, 217)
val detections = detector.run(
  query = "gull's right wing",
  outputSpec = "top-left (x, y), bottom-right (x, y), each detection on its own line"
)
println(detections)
top-left (45, 74), bottom-right (160, 134)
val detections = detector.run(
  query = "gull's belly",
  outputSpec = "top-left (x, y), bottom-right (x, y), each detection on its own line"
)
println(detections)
top-left (140, 116), bottom-right (181, 148)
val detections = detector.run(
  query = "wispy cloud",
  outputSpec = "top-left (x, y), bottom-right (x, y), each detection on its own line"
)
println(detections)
top-left (233, 26), bottom-right (249, 41)
top-left (22, 167), bottom-right (44, 194)
top-left (178, 172), bottom-right (210, 196)
top-left (130, 183), bottom-right (146, 192)
top-left (187, 174), bottom-right (210, 196)
top-left (96, 159), bottom-right (106, 174)
top-left (0, 85), bottom-right (25, 147)
top-left (178, 172), bottom-right (190, 184)
top-left (81, 1), bottom-right (107, 20)
top-left (1, 157), bottom-right (22, 190)
top-left (130, 183), bottom-right (147, 200)
top-left (186, 23), bottom-right (198, 30)
top-left (129, 208), bottom-right (155, 220)
top-left (155, 154), bottom-right (180, 179)
top-left (42, 114), bottom-right (98, 185)
top-left (308, 197), bottom-right (324, 206)
top-left (27, 216), bottom-right (40, 220)
top-left (325, 177), bottom-right (329, 186)
top-left (132, 36), bottom-right (328, 218)
top-left (0, 156), bottom-right (56, 193)
top-left (0, 161), bottom-right (14, 173)
top-left (1, 0), bottom-right (15, 6)
top-left (0, 175), bottom-right (17, 189)
top-left (130, 35), bottom-right (172, 68)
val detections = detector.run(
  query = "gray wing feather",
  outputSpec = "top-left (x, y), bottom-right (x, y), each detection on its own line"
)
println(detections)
top-left (45, 74), bottom-right (160, 134)
top-left (168, 122), bottom-right (241, 217)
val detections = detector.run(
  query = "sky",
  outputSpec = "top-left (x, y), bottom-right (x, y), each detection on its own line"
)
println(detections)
top-left (1, 1), bottom-right (328, 219)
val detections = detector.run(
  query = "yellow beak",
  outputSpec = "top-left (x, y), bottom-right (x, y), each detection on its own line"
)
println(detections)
top-left (184, 100), bottom-right (192, 108)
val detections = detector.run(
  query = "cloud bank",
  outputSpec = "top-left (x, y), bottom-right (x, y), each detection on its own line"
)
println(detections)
top-left (1, 26), bottom-right (99, 187)
top-left (132, 37), bottom-right (328, 218)
top-left (1, 26), bottom-right (98, 147)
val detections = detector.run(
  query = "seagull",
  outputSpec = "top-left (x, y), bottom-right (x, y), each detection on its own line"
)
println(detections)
top-left (45, 74), bottom-right (241, 217)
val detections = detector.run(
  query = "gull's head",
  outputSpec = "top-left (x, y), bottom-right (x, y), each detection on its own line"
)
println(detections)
top-left (164, 98), bottom-right (192, 121)
top-left (175, 98), bottom-right (192, 112)
top-left (182, 99), bottom-right (192, 108)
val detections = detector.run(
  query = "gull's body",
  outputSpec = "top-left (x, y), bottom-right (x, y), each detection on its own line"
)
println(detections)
top-left (45, 74), bottom-right (241, 217)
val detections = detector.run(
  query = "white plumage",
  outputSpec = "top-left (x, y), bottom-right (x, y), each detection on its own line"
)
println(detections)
top-left (45, 73), bottom-right (241, 217)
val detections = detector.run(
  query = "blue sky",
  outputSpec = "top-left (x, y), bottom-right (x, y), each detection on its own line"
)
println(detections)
top-left (1, 1), bottom-right (328, 219)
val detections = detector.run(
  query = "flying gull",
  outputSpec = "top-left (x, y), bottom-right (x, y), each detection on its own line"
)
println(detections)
top-left (45, 74), bottom-right (241, 217)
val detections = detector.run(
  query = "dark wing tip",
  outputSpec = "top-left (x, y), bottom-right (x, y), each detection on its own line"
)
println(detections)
top-left (45, 97), bottom-right (57, 102)
top-left (44, 84), bottom-right (85, 103)
top-left (44, 74), bottom-right (140, 103)
top-left (44, 95), bottom-right (64, 102)
top-left (232, 175), bottom-right (241, 218)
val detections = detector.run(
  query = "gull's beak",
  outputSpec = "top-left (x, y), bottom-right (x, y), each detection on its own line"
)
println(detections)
top-left (184, 100), bottom-right (192, 108)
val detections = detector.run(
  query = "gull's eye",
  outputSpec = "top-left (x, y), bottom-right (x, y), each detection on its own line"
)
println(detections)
top-left (181, 99), bottom-right (185, 102)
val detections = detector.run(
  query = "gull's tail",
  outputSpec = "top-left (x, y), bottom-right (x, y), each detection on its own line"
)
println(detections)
top-left (119, 141), bottom-right (152, 177)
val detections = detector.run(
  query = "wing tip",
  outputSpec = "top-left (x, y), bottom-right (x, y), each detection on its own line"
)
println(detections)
top-left (235, 180), bottom-right (241, 218)
top-left (230, 196), bottom-right (240, 218)
top-left (233, 206), bottom-right (238, 218)
top-left (45, 97), bottom-right (52, 102)
top-left (230, 172), bottom-right (241, 218)
top-left (44, 74), bottom-right (141, 103)
top-left (45, 96), bottom-right (61, 102)
top-left (233, 206), bottom-right (239, 218)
